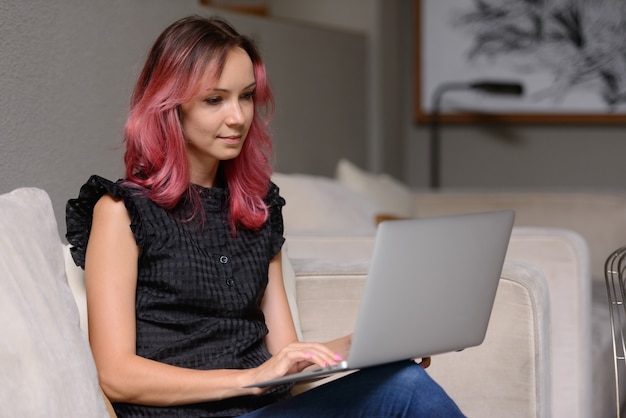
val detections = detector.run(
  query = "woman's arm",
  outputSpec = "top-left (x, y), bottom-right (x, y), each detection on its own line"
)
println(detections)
top-left (261, 252), bottom-right (299, 354)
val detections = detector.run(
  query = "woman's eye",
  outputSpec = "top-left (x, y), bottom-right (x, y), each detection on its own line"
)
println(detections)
top-left (241, 91), bottom-right (255, 101)
top-left (204, 97), bottom-right (222, 105)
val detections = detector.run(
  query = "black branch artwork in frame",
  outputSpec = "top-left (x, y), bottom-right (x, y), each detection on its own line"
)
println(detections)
top-left (415, 0), bottom-right (626, 123)
top-left (456, 0), bottom-right (626, 110)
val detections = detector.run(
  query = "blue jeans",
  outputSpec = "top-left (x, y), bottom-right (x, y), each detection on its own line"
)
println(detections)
top-left (241, 361), bottom-right (466, 417)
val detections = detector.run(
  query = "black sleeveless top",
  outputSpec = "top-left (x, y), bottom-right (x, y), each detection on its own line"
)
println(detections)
top-left (66, 175), bottom-right (292, 417)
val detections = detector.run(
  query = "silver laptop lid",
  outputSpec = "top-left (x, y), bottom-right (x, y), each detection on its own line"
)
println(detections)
top-left (347, 210), bottom-right (515, 368)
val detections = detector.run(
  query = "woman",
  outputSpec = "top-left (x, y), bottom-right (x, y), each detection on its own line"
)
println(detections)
top-left (66, 15), bottom-right (465, 417)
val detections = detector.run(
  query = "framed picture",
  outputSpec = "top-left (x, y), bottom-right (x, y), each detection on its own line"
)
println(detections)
top-left (414, 0), bottom-right (626, 124)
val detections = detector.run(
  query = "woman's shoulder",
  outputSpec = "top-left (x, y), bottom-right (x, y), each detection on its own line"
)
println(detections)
top-left (66, 175), bottom-right (142, 268)
top-left (92, 191), bottom-right (131, 220)
top-left (66, 176), bottom-right (133, 224)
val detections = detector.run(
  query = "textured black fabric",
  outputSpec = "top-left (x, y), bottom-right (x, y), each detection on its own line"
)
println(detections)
top-left (66, 175), bottom-right (292, 417)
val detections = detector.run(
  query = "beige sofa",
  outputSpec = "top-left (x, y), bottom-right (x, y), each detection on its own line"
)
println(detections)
top-left (272, 159), bottom-right (626, 418)
top-left (1, 165), bottom-right (619, 417)
top-left (0, 186), bottom-right (550, 417)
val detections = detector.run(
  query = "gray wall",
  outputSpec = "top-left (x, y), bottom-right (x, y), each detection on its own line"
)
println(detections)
top-left (1, 0), bottom-right (200, 237)
top-left (0, 0), bottom-right (366, 238)
top-left (404, 124), bottom-right (626, 190)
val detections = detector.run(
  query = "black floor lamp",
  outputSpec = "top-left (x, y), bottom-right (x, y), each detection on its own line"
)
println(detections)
top-left (429, 80), bottom-right (524, 189)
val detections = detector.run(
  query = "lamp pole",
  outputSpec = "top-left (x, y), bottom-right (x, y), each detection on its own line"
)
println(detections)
top-left (428, 81), bottom-right (524, 189)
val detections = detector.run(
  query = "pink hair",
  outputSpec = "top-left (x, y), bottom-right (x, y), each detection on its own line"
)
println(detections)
top-left (123, 16), bottom-right (274, 230)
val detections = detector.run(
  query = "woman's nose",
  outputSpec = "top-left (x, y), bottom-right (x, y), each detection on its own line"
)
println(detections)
top-left (226, 101), bottom-right (245, 126)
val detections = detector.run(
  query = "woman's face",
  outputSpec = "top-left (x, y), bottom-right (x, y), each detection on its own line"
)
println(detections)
top-left (180, 47), bottom-right (255, 179)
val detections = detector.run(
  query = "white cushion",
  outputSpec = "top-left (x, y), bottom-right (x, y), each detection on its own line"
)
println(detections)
top-left (281, 242), bottom-right (303, 341)
top-left (272, 172), bottom-right (380, 234)
top-left (64, 244), bottom-right (89, 334)
top-left (335, 158), bottom-right (415, 218)
top-left (429, 262), bottom-right (551, 417)
top-left (0, 188), bottom-right (109, 417)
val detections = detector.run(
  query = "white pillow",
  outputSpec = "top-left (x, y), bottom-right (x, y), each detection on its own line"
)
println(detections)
top-left (64, 244), bottom-right (89, 334)
top-left (0, 188), bottom-right (109, 417)
top-left (272, 172), bottom-right (381, 234)
top-left (281, 242), bottom-right (303, 341)
top-left (335, 158), bottom-right (415, 218)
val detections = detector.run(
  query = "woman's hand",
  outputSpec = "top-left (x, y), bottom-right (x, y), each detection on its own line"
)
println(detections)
top-left (245, 341), bottom-right (343, 393)
top-left (323, 334), bottom-right (353, 361)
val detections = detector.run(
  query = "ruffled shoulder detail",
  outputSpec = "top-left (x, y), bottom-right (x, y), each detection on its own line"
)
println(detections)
top-left (65, 175), bottom-right (144, 269)
top-left (265, 181), bottom-right (286, 208)
top-left (266, 181), bottom-right (286, 258)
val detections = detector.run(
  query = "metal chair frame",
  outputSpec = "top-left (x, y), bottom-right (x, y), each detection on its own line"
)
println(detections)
top-left (605, 246), bottom-right (626, 418)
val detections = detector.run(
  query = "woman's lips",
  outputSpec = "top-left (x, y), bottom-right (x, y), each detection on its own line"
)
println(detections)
top-left (218, 135), bottom-right (242, 145)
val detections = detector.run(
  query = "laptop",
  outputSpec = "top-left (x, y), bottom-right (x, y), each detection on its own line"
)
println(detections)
top-left (245, 210), bottom-right (515, 388)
